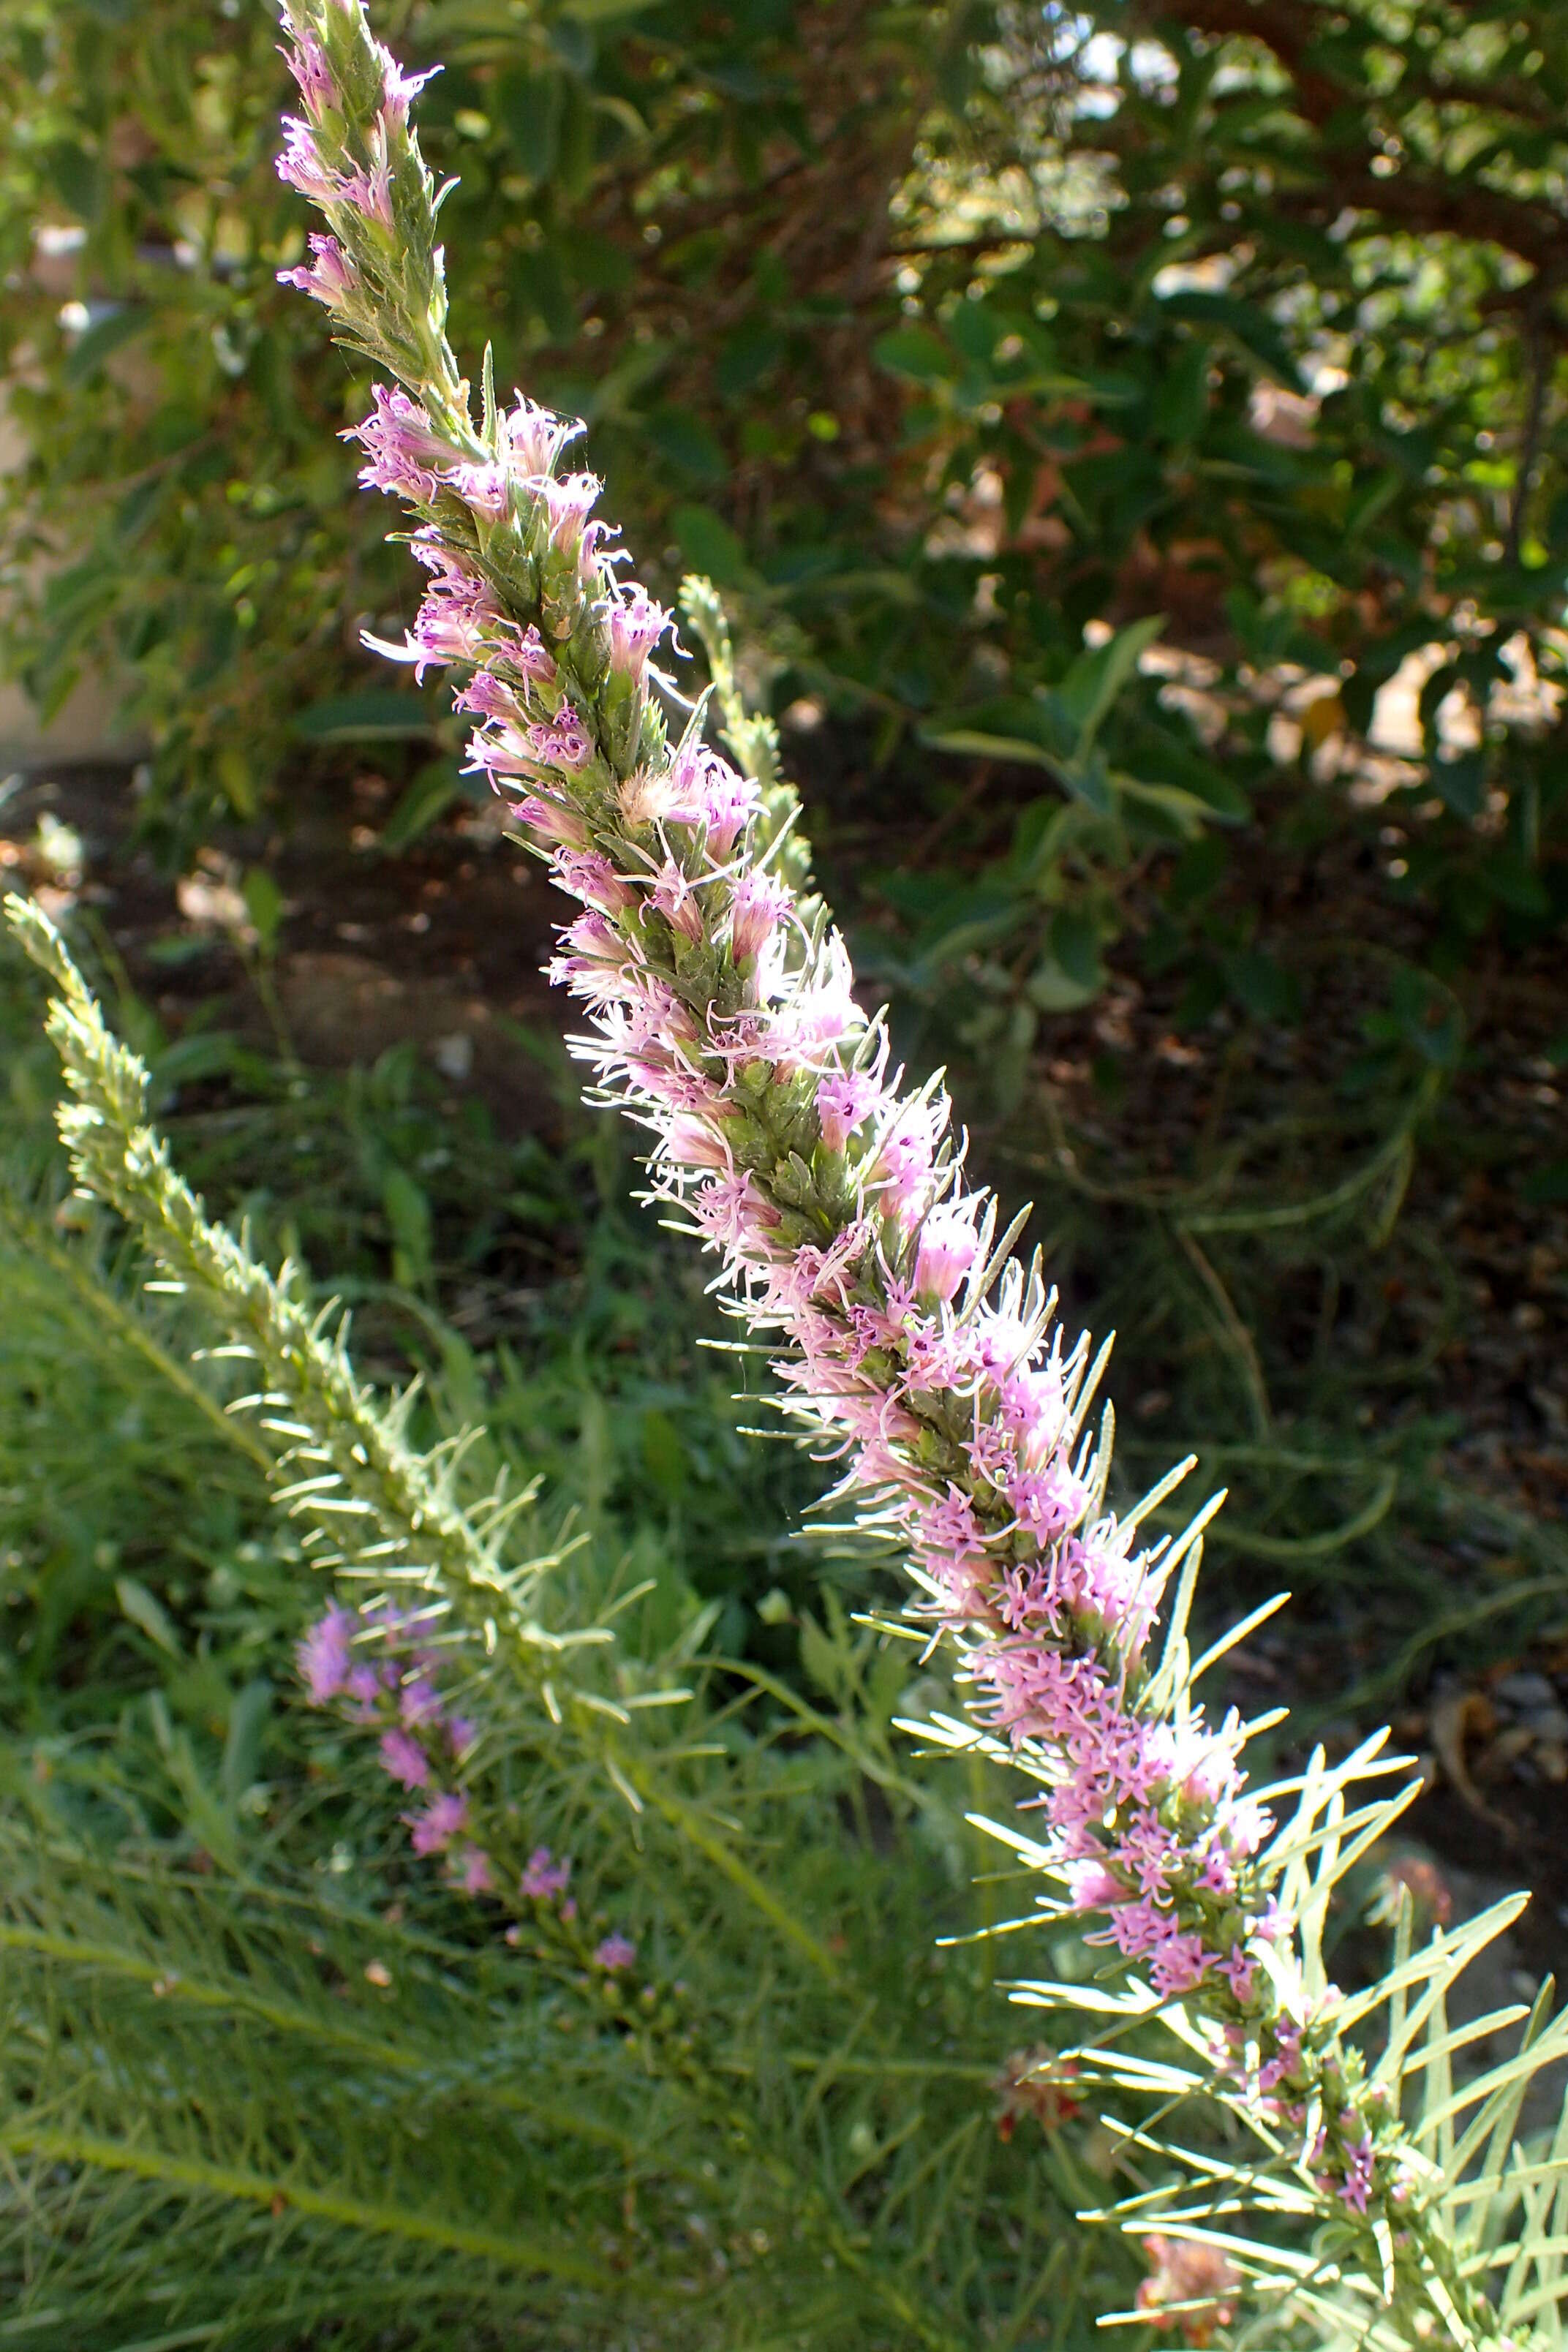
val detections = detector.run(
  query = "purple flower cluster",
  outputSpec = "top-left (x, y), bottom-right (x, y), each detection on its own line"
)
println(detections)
top-left (521, 1845), bottom-right (574, 1904)
top-left (294, 1605), bottom-right (659, 1970)
top-left (296, 1601), bottom-right (497, 1893)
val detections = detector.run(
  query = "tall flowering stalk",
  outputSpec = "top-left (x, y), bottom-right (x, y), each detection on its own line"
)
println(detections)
top-left (274, 10), bottom-right (1566, 2343)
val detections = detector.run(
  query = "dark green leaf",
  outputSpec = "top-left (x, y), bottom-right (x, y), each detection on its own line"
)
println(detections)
top-left (1430, 753), bottom-right (1485, 821)
top-left (1156, 290), bottom-right (1303, 389)
top-left (919, 728), bottom-right (1060, 773)
top-left (1055, 616), bottom-right (1164, 752)
top-left (293, 692), bottom-right (437, 743)
top-left (241, 868), bottom-right (284, 954)
top-left (1223, 949), bottom-right (1301, 1023)
top-left (510, 245), bottom-right (576, 341)
top-left (558, 0), bottom-right (659, 19)
top-left (872, 327), bottom-right (954, 385)
top-left (42, 139), bottom-right (102, 218)
top-left (380, 761), bottom-right (460, 852)
top-left (64, 306), bottom-right (148, 386)
top-left (641, 1407), bottom-right (688, 1501)
top-left (671, 503), bottom-right (753, 587)
top-left (1519, 1159), bottom-right (1568, 1205)
top-left (496, 69), bottom-right (562, 180)
top-left (642, 406), bottom-right (725, 483)
top-left (1049, 907), bottom-right (1104, 992)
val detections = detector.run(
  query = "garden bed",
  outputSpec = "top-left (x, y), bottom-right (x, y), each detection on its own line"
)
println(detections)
top-left (4, 746), bottom-right (1565, 2017)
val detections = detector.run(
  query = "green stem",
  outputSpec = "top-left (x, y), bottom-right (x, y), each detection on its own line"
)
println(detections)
top-left (1, 2125), bottom-right (627, 2282)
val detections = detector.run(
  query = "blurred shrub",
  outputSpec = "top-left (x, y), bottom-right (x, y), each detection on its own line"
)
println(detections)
top-left (0, 0), bottom-right (987, 839)
top-left (854, 0), bottom-right (1568, 1079)
top-left (1, 0), bottom-right (1563, 1014)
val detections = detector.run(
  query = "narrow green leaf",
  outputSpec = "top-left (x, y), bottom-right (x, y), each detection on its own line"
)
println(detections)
top-left (293, 691), bottom-right (437, 742)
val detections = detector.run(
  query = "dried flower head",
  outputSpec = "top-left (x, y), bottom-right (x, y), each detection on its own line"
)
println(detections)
top-left (1137, 2235), bottom-right (1240, 2347)
top-left (992, 2046), bottom-right (1082, 2140)
top-left (1372, 1854), bottom-right (1455, 1930)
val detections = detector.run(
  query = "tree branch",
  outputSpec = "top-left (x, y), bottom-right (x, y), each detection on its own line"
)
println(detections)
top-left (1143, 0), bottom-right (1568, 285)
top-left (1504, 312), bottom-right (1552, 568)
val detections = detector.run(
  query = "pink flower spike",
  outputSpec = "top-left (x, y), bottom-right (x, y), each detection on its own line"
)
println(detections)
top-left (346, 385), bottom-right (460, 505)
top-left (551, 848), bottom-right (636, 915)
top-left (456, 640), bottom-right (557, 714)
top-left (696, 761), bottom-right (758, 858)
top-left (455, 669), bottom-right (523, 727)
top-left (666, 1115), bottom-right (732, 1171)
top-left (399, 1678), bottom-right (443, 1728)
top-left (606, 584), bottom-right (670, 686)
top-left (870, 1101), bottom-right (938, 1222)
top-left (445, 459), bottom-right (510, 519)
top-left (540, 472), bottom-right (600, 559)
top-left (575, 516), bottom-right (615, 589)
top-left (1341, 2133), bottom-right (1376, 2214)
top-left (652, 864), bottom-right (705, 943)
top-left (501, 395), bottom-right (579, 480)
top-left (282, 29), bottom-right (336, 117)
top-left (689, 1168), bottom-right (781, 1251)
top-left (511, 794), bottom-right (589, 847)
top-left (343, 1662), bottom-right (382, 1710)
top-left (1215, 1946), bottom-right (1255, 2002)
top-left (294, 34), bottom-right (1432, 2227)
top-left (527, 712), bottom-right (594, 773)
top-left (376, 50), bottom-right (441, 127)
top-left (1065, 1861), bottom-right (1124, 1912)
top-left (378, 1727), bottom-right (431, 1790)
top-left (277, 232), bottom-right (357, 309)
top-left (508, 629), bottom-right (559, 691)
top-left (276, 118), bottom-right (340, 206)
top-left (1251, 1896), bottom-right (1289, 1945)
top-left (1148, 1933), bottom-right (1213, 1998)
top-left (340, 154), bottom-right (395, 230)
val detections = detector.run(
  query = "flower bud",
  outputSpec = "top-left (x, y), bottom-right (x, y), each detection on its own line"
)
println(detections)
top-left (815, 1068), bottom-right (880, 1153)
top-left (277, 232), bottom-right (358, 311)
top-left (913, 1205), bottom-right (979, 1303)
top-left (728, 872), bottom-right (789, 965)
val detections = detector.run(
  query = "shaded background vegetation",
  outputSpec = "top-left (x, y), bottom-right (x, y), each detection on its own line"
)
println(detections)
top-left (0, 0), bottom-right (1565, 2342)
